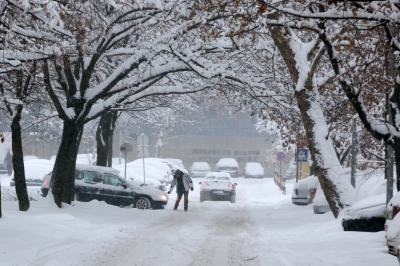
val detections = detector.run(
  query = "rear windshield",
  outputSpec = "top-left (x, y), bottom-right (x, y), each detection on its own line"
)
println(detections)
top-left (206, 176), bottom-right (230, 181)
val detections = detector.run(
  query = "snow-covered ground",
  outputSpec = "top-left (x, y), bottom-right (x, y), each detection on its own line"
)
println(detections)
top-left (1, 175), bottom-right (397, 266)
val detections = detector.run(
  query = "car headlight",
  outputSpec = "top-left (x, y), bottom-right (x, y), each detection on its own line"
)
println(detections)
top-left (158, 195), bottom-right (167, 201)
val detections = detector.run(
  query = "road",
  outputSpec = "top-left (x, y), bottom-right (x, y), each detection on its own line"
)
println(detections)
top-left (80, 178), bottom-right (395, 266)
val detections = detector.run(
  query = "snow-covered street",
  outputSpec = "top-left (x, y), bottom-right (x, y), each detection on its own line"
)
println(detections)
top-left (1, 176), bottom-right (397, 266)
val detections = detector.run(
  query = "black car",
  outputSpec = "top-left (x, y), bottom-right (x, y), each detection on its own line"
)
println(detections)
top-left (199, 172), bottom-right (237, 203)
top-left (41, 164), bottom-right (168, 209)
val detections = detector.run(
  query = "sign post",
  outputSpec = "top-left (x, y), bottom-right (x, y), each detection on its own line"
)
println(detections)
top-left (296, 149), bottom-right (308, 180)
top-left (120, 142), bottom-right (133, 180)
top-left (137, 134), bottom-right (149, 185)
top-left (276, 151), bottom-right (286, 175)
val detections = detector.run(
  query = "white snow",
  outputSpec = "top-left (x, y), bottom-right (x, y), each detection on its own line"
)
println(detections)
top-left (0, 174), bottom-right (396, 265)
top-left (216, 158), bottom-right (239, 167)
top-left (190, 162), bottom-right (211, 171)
top-left (244, 162), bottom-right (264, 176)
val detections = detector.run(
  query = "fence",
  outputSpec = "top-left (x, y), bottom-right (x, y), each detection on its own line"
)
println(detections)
top-left (274, 170), bottom-right (286, 195)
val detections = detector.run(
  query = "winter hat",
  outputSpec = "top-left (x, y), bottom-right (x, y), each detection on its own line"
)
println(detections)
top-left (175, 169), bottom-right (183, 176)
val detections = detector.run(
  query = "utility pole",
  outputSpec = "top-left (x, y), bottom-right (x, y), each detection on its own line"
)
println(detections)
top-left (387, 27), bottom-right (396, 206)
top-left (350, 118), bottom-right (357, 188)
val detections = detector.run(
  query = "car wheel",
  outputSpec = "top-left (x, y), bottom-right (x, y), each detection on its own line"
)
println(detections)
top-left (135, 197), bottom-right (151, 210)
top-left (74, 192), bottom-right (80, 202)
top-left (230, 196), bottom-right (236, 203)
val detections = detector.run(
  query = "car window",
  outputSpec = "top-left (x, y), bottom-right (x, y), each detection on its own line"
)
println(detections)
top-left (83, 171), bottom-right (102, 183)
top-left (206, 176), bottom-right (216, 180)
top-left (76, 171), bottom-right (83, 180)
top-left (104, 174), bottom-right (124, 186)
top-left (217, 176), bottom-right (230, 181)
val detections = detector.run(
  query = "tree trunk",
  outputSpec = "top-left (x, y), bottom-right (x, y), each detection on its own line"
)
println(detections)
top-left (268, 20), bottom-right (354, 218)
top-left (51, 120), bottom-right (84, 207)
top-left (11, 105), bottom-right (30, 211)
top-left (394, 145), bottom-right (400, 191)
top-left (294, 86), bottom-right (354, 218)
top-left (96, 111), bottom-right (117, 167)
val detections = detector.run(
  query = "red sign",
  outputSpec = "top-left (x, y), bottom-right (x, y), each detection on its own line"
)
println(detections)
top-left (297, 137), bottom-right (308, 149)
top-left (276, 152), bottom-right (286, 162)
top-left (120, 147), bottom-right (126, 151)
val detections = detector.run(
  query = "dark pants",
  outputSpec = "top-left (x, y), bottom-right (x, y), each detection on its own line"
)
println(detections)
top-left (7, 167), bottom-right (12, 176)
top-left (174, 190), bottom-right (189, 210)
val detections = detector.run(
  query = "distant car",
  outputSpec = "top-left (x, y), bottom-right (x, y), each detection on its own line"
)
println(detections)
top-left (190, 162), bottom-right (211, 178)
top-left (10, 178), bottom-right (42, 187)
top-left (244, 162), bottom-right (264, 178)
top-left (216, 158), bottom-right (239, 177)
top-left (41, 164), bottom-right (168, 209)
top-left (342, 193), bottom-right (386, 232)
top-left (164, 158), bottom-right (185, 170)
top-left (313, 183), bottom-right (331, 214)
top-left (291, 176), bottom-right (318, 206)
top-left (11, 158), bottom-right (54, 187)
top-left (386, 191), bottom-right (400, 257)
top-left (199, 172), bottom-right (237, 203)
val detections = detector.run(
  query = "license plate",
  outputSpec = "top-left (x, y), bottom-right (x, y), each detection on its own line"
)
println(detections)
top-left (212, 191), bottom-right (224, 194)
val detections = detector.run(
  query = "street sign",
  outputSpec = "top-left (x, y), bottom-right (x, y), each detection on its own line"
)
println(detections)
top-left (137, 135), bottom-right (149, 145)
top-left (297, 137), bottom-right (308, 149)
top-left (120, 142), bottom-right (133, 180)
top-left (276, 152), bottom-right (286, 162)
top-left (120, 142), bottom-right (133, 152)
top-left (297, 149), bottom-right (308, 162)
top-left (137, 146), bottom-right (149, 157)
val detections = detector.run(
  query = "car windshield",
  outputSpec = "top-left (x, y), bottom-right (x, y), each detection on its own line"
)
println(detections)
top-left (206, 176), bottom-right (230, 181)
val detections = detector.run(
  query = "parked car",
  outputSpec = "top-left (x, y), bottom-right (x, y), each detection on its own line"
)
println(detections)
top-left (341, 193), bottom-right (386, 232)
top-left (10, 178), bottom-right (42, 187)
top-left (291, 176), bottom-right (318, 206)
top-left (244, 162), bottom-right (264, 178)
top-left (199, 172), bottom-right (237, 203)
top-left (386, 191), bottom-right (400, 257)
top-left (190, 162), bottom-right (211, 178)
top-left (11, 158), bottom-right (54, 187)
top-left (41, 164), bottom-right (168, 209)
top-left (165, 158), bottom-right (185, 170)
top-left (284, 158), bottom-right (297, 180)
top-left (216, 158), bottom-right (239, 177)
top-left (313, 183), bottom-right (331, 214)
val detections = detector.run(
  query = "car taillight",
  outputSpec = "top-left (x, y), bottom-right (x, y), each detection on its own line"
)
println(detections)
top-left (203, 182), bottom-right (208, 187)
top-left (309, 188), bottom-right (316, 194)
top-left (44, 180), bottom-right (49, 185)
top-left (228, 183), bottom-right (233, 188)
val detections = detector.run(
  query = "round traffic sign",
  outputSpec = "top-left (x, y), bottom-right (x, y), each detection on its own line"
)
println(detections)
top-left (120, 142), bottom-right (133, 152)
top-left (276, 151), bottom-right (286, 162)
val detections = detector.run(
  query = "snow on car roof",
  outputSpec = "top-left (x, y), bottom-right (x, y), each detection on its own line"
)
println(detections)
top-left (216, 158), bottom-right (238, 167)
top-left (191, 162), bottom-right (210, 169)
top-left (349, 193), bottom-right (386, 211)
top-left (76, 164), bottom-right (120, 175)
top-left (205, 172), bottom-right (231, 178)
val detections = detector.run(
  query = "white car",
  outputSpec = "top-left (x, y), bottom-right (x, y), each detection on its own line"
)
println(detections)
top-left (199, 172), bottom-right (237, 203)
top-left (313, 183), bottom-right (331, 214)
top-left (190, 162), bottom-right (211, 178)
top-left (164, 158), bottom-right (185, 170)
top-left (386, 191), bottom-right (400, 258)
top-left (342, 193), bottom-right (386, 231)
top-left (216, 158), bottom-right (239, 177)
top-left (244, 162), bottom-right (264, 178)
top-left (291, 176), bottom-right (318, 206)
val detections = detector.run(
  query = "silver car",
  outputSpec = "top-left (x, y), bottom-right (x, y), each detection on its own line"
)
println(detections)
top-left (291, 176), bottom-right (318, 206)
top-left (190, 162), bottom-right (211, 178)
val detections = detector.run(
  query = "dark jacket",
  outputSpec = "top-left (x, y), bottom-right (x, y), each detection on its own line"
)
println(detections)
top-left (4, 152), bottom-right (12, 169)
